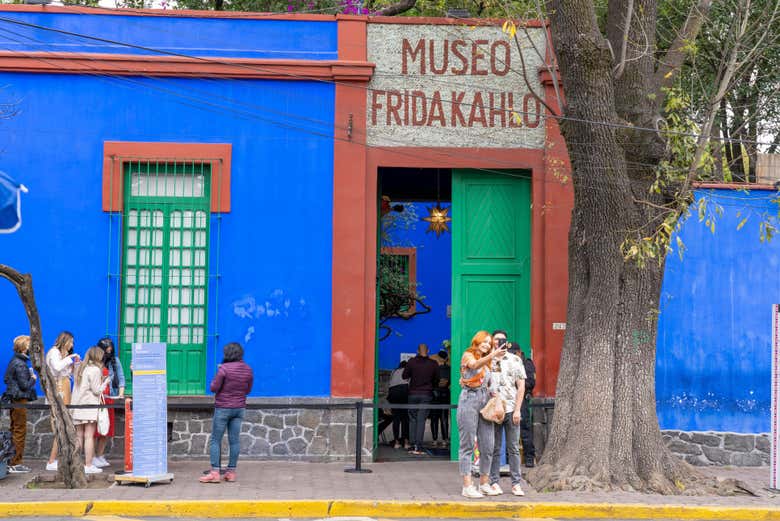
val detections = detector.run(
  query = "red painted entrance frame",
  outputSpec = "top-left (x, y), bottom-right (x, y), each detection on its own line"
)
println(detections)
top-left (330, 18), bottom-right (573, 398)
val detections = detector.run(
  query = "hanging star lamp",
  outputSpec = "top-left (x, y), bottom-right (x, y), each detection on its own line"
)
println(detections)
top-left (422, 169), bottom-right (451, 237)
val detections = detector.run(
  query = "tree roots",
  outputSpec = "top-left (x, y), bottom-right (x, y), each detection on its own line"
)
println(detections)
top-left (527, 458), bottom-right (752, 495)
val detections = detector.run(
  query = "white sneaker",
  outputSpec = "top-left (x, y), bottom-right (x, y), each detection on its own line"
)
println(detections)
top-left (512, 484), bottom-right (525, 496)
top-left (479, 483), bottom-right (501, 496)
top-left (461, 485), bottom-right (484, 498)
top-left (45, 460), bottom-right (58, 472)
top-left (92, 456), bottom-right (110, 468)
top-left (491, 483), bottom-right (504, 495)
top-left (84, 465), bottom-right (103, 474)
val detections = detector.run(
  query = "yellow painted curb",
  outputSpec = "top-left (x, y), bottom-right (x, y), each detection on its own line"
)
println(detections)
top-left (2, 501), bottom-right (89, 517)
top-left (332, 501), bottom-right (780, 520)
top-left (89, 500), bottom-right (330, 518)
top-left (1, 500), bottom-right (779, 519)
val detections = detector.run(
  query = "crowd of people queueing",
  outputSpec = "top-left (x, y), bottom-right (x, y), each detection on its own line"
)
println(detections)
top-left (2, 332), bottom-right (125, 474)
top-left (3, 335), bottom-right (254, 484)
top-left (381, 343), bottom-right (451, 454)
top-left (3, 328), bottom-right (532, 496)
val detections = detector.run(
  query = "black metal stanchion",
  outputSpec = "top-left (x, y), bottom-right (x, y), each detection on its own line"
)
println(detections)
top-left (345, 400), bottom-right (372, 473)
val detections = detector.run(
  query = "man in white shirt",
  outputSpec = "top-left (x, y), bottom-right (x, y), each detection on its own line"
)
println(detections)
top-left (487, 330), bottom-right (526, 496)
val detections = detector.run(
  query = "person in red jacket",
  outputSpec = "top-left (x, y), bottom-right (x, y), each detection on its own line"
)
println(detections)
top-left (200, 343), bottom-right (254, 484)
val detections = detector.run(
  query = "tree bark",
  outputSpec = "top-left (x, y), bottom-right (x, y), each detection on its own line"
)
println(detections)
top-left (375, 0), bottom-right (417, 16)
top-left (526, 0), bottom-right (706, 493)
top-left (0, 265), bottom-right (86, 489)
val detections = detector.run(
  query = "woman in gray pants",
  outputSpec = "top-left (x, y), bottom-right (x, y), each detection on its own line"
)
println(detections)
top-left (457, 330), bottom-right (505, 498)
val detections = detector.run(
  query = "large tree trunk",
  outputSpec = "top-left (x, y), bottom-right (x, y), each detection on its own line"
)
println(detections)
top-left (0, 265), bottom-right (86, 488)
top-left (527, 0), bottom-right (700, 493)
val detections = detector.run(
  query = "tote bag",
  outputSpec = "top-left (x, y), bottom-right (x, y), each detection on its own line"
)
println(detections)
top-left (97, 395), bottom-right (110, 436)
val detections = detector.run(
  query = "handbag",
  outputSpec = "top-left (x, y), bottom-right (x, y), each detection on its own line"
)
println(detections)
top-left (97, 395), bottom-right (110, 436)
top-left (480, 396), bottom-right (506, 424)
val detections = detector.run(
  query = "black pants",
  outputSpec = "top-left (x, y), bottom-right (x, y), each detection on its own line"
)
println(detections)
top-left (377, 410), bottom-right (393, 441)
top-left (430, 389), bottom-right (450, 441)
top-left (408, 394), bottom-right (432, 450)
top-left (391, 408), bottom-right (409, 443)
top-left (520, 394), bottom-right (535, 462)
top-left (387, 385), bottom-right (409, 444)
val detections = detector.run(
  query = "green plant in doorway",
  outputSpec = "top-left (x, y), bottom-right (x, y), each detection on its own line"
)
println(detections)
top-left (379, 201), bottom-right (430, 341)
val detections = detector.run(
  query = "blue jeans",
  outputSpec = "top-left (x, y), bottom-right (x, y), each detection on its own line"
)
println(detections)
top-left (209, 407), bottom-right (245, 470)
top-left (490, 413), bottom-right (522, 485)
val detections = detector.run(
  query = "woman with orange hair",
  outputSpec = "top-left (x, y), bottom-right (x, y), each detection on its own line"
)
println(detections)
top-left (456, 330), bottom-right (506, 498)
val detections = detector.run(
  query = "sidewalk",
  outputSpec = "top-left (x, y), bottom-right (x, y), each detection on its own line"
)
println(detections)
top-left (0, 460), bottom-right (778, 518)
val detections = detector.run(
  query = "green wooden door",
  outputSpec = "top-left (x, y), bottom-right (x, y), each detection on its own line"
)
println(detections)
top-left (450, 169), bottom-right (532, 458)
top-left (119, 162), bottom-right (210, 395)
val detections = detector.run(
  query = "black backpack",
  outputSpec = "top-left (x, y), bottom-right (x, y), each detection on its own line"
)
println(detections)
top-left (523, 356), bottom-right (536, 395)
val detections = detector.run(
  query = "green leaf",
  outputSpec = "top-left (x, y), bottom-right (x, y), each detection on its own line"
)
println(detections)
top-left (676, 236), bottom-right (686, 261)
top-left (737, 217), bottom-right (748, 230)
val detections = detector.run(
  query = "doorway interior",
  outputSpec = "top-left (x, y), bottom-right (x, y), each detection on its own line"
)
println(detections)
top-left (375, 167), bottom-right (453, 462)
top-left (373, 166), bottom-right (533, 464)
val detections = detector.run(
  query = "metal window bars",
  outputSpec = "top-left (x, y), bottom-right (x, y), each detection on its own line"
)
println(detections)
top-left (104, 156), bottom-right (225, 395)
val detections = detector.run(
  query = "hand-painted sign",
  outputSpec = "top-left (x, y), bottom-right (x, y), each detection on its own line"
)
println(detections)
top-left (366, 24), bottom-right (548, 148)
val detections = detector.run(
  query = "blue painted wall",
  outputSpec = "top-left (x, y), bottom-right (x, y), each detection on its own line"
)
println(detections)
top-left (0, 12), bottom-right (336, 397)
top-left (657, 188), bottom-right (780, 433)
top-left (379, 202), bottom-right (451, 370)
top-left (0, 12), bottom-right (337, 59)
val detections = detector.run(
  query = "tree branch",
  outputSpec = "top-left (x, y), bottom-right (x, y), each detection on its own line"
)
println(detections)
top-left (375, 0), bottom-right (417, 16)
top-left (681, 0), bottom-right (752, 194)
top-left (0, 264), bottom-right (86, 488)
top-left (655, 0), bottom-right (713, 96)
top-left (613, 0), bottom-right (634, 79)
top-left (513, 33), bottom-right (560, 117)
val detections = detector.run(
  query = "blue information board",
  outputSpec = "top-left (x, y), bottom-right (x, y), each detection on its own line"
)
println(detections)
top-left (131, 342), bottom-right (168, 477)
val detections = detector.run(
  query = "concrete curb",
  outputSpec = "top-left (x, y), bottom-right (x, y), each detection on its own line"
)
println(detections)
top-left (1, 500), bottom-right (780, 519)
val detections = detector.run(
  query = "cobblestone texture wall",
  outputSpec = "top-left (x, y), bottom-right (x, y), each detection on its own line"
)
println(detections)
top-left (663, 430), bottom-right (770, 466)
top-left (0, 400), bottom-right (372, 463)
top-left (2, 400), bottom-right (768, 467)
top-left (527, 399), bottom-right (769, 468)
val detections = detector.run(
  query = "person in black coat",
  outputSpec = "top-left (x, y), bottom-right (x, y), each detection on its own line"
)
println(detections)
top-left (514, 345), bottom-right (536, 467)
top-left (2, 335), bottom-right (37, 473)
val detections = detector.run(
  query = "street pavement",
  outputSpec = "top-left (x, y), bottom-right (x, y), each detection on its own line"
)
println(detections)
top-left (0, 460), bottom-right (777, 520)
top-left (0, 459), bottom-right (776, 505)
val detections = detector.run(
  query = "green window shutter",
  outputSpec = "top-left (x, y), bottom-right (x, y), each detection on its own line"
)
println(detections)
top-left (119, 162), bottom-right (211, 396)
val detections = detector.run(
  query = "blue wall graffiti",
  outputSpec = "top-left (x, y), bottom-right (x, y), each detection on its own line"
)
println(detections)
top-left (0, 12), bottom-right (336, 397)
top-left (379, 202), bottom-right (452, 371)
top-left (657, 188), bottom-right (780, 433)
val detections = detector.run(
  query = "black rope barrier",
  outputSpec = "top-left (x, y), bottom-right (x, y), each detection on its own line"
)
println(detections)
top-left (2, 398), bottom-right (553, 474)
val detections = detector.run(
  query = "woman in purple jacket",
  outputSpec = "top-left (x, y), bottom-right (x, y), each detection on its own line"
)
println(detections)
top-left (200, 342), bottom-right (254, 484)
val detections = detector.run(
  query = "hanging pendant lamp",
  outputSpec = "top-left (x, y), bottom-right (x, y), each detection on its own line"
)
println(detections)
top-left (422, 169), bottom-right (451, 237)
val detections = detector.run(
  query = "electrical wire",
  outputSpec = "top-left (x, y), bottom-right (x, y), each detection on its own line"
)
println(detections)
top-left (0, 12), bottom-right (775, 148)
top-left (0, 20), bottom-right (775, 204)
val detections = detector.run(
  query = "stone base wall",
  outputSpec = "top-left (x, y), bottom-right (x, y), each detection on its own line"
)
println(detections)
top-left (526, 399), bottom-right (769, 468)
top-left (0, 399), bottom-right (372, 463)
top-left (3, 398), bottom-right (768, 467)
top-left (663, 430), bottom-right (770, 466)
